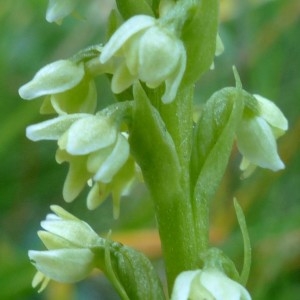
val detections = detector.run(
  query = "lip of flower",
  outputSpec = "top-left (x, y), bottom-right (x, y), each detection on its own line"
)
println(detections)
top-left (99, 15), bottom-right (186, 104)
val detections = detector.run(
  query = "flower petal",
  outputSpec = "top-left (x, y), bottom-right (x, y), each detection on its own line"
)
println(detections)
top-left (64, 116), bottom-right (117, 155)
top-left (19, 60), bottom-right (84, 99)
top-left (87, 182), bottom-right (110, 210)
top-left (111, 62), bottom-right (136, 94)
top-left (50, 78), bottom-right (97, 115)
top-left (26, 114), bottom-right (90, 141)
top-left (162, 43), bottom-right (186, 103)
top-left (94, 134), bottom-right (130, 183)
top-left (236, 116), bottom-right (284, 171)
top-left (254, 94), bottom-right (288, 131)
top-left (32, 271), bottom-right (50, 293)
top-left (100, 15), bottom-right (156, 63)
top-left (171, 270), bottom-right (201, 300)
top-left (38, 230), bottom-right (76, 249)
top-left (138, 26), bottom-right (183, 84)
top-left (62, 156), bottom-right (90, 202)
top-left (200, 270), bottom-right (251, 300)
top-left (40, 219), bottom-right (99, 247)
top-left (28, 248), bottom-right (94, 283)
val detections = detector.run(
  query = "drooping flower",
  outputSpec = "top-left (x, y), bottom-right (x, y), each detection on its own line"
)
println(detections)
top-left (28, 205), bottom-right (100, 292)
top-left (171, 269), bottom-right (251, 300)
top-left (100, 15), bottom-right (186, 104)
top-left (26, 113), bottom-right (136, 214)
top-left (236, 94), bottom-right (288, 178)
top-left (19, 59), bottom-right (97, 115)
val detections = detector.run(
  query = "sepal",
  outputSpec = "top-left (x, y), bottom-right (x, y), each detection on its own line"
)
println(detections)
top-left (19, 60), bottom-right (84, 100)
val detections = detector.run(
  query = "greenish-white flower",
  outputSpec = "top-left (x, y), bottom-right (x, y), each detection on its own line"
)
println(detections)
top-left (46, 0), bottom-right (79, 24)
top-left (26, 113), bottom-right (135, 212)
top-left (28, 205), bottom-right (100, 291)
top-left (236, 94), bottom-right (288, 178)
top-left (171, 269), bottom-right (251, 300)
top-left (19, 59), bottom-right (97, 115)
top-left (100, 15), bottom-right (186, 104)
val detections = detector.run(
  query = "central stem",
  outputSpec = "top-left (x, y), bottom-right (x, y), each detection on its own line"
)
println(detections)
top-left (130, 83), bottom-right (208, 291)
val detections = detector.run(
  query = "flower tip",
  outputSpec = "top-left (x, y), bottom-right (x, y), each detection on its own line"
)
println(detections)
top-left (18, 84), bottom-right (32, 100)
top-left (271, 159), bottom-right (285, 172)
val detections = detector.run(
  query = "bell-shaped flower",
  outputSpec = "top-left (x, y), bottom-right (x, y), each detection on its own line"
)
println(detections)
top-left (171, 269), bottom-right (251, 300)
top-left (236, 94), bottom-right (288, 178)
top-left (28, 205), bottom-right (101, 291)
top-left (46, 0), bottom-right (79, 24)
top-left (26, 113), bottom-right (134, 211)
top-left (19, 59), bottom-right (97, 115)
top-left (100, 15), bottom-right (186, 104)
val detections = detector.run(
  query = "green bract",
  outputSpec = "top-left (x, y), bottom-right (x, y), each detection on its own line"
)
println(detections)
top-left (100, 15), bottom-right (186, 103)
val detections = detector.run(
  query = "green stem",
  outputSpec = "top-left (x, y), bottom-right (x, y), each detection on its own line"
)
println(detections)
top-left (130, 83), bottom-right (207, 290)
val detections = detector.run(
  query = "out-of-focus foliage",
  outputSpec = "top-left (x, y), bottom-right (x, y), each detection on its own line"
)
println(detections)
top-left (0, 0), bottom-right (299, 299)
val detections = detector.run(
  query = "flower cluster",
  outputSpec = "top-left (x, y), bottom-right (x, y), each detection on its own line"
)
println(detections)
top-left (29, 205), bottom-right (100, 292)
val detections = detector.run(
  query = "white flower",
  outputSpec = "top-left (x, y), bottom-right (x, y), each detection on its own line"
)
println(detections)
top-left (100, 15), bottom-right (186, 103)
top-left (171, 269), bottom-right (251, 300)
top-left (28, 205), bottom-right (100, 291)
top-left (26, 113), bottom-right (134, 211)
top-left (19, 59), bottom-right (97, 115)
top-left (236, 94), bottom-right (288, 178)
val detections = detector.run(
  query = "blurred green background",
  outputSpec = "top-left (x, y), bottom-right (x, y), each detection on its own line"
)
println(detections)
top-left (0, 0), bottom-right (299, 299)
